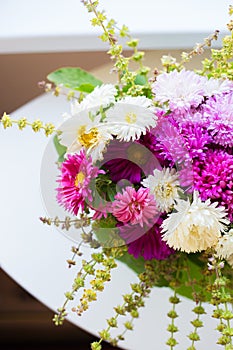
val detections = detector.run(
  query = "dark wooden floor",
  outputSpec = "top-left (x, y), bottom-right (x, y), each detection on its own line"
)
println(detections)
top-left (0, 269), bottom-right (116, 349)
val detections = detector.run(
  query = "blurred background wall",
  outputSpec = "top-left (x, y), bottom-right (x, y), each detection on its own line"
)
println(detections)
top-left (0, 49), bottom-right (210, 115)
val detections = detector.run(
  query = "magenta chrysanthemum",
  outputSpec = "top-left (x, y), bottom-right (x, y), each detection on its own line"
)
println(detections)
top-left (119, 217), bottom-right (174, 260)
top-left (112, 186), bottom-right (157, 227)
top-left (193, 149), bottom-right (233, 221)
top-left (179, 121), bottom-right (212, 160)
top-left (57, 150), bottom-right (102, 215)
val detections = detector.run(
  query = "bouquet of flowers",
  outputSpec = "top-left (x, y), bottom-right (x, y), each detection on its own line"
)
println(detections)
top-left (1, 1), bottom-right (233, 349)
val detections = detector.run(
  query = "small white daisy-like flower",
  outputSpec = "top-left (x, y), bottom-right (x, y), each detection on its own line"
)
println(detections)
top-left (69, 84), bottom-right (117, 115)
top-left (142, 168), bottom-right (182, 212)
top-left (215, 229), bottom-right (233, 260)
top-left (59, 109), bottom-right (112, 162)
top-left (162, 191), bottom-right (229, 253)
top-left (105, 96), bottom-right (157, 142)
top-left (81, 84), bottom-right (117, 110)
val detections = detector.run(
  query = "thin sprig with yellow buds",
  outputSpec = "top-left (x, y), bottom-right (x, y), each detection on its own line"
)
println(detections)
top-left (199, 6), bottom-right (233, 79)
top-left (91, 261), bottom-right (159, 350)
top-left (38, 80), bottom-right (78, 101)
top-left (0, 112), bottom-right (58, 136)
top-left (159, 30), bottom-right (220, 74)
top-left (40, 215), bottom-right (91, 231)
top-left (81, 0), bottom-right (151, 96)
top-left (53, 252), bottom-right (118, 327)
top-left (208, 256), bottom-right (233, 349)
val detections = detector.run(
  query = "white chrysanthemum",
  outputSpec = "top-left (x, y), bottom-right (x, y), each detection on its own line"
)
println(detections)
top-left (105, 96), bottom-right (157, 141)
top-left (152, 69), bottom-right (206, 112)
top-left (162, 192), bottom-right (229, 253)
top-left (203, 77), bottom-right (233, 97)
top-left (215, 229), bottom-right (233, 260)
top-left (59, 110), bottom-right (112, 162)
top-left (69, 84), bottom-right (117, 115)
top-left (142, 168), bottom-right (181, 212)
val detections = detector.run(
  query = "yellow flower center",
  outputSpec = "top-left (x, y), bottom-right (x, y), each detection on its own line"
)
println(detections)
top-left (74, 171), bottom-right (85, 188)
top-left (127, 143), bottom-right (147, 165)
top-left (189, 224), bottom-right (199, 236)
top-left (154, 183), bottom-right (173, 199)
top-left (125, 112), bottom-right (137, 124)
top-left (78, 125), bottom-right (99, 148)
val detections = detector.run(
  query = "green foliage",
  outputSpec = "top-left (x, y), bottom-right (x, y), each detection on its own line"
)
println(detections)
top-left (53, 134), bottom-right (67, 163)
top-left (95, 172), bottom-right (117, 202)
top-left (47, 67), bottom-right (102, 92)
top-left (117, 252), bottom-right (147, 275)
top-left (199, 16), bottom-right (233, 80)
top-left (118, 252), bottom-right (216, 301)
top-left (92, 214), bottom-right (124, 248)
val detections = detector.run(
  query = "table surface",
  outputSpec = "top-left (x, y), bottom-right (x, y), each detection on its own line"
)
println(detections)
top-left (0, 0), bottom-right (230, 53)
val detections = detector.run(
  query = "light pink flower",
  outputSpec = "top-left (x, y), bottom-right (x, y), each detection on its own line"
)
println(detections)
top-left (152, 69), bottom-right (206, 113)
top-left (112, 186), bottom-right (157, 227)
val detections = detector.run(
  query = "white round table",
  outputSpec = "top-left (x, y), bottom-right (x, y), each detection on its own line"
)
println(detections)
top-left (0, 92), bottom-right (223, 349)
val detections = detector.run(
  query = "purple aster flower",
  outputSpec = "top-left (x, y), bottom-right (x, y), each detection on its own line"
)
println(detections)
top-left (152, 117), bottom-right (191, 166)
top-left (103, 139), bottom-right (161, 184)
top-left (138, 130), bottom-right (169, 168)
top-left (179, 121), bottom-right (212, 160)
top-left (119, 217), bottom-right (174, 260)
top-left (57, 150), bottom-right (103, 215)
top-left (202, 92), bottom-right (233, 148)
top-left (193, 149), bottom-right (233, 221)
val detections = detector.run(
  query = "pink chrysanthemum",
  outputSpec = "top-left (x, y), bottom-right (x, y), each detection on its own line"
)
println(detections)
top-left (193, 149), bottom-right (233, 221)
top-left (57, 150), bottom-right (102, 215)
top-left (119, 217), bottom-right (174, 260)
top-left (112, 186), bottom-right (157, 227)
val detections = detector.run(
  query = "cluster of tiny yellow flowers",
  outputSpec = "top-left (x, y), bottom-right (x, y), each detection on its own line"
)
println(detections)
top-left (38, 80), bottom-right (76, 101)
top-left (73, 254), bottom-right (116, 316)
top-left (0, 112), bottom-right (57, 136)
top-left (208, 256), bottom-right (233, 348)
top-left (159, 30), bottom-right (220, 74)
top-left (91, 261), bottom-right (159, 350)
top-left (53, 251), bottom-right (118, 328)
top-left (81, 0), bottom-right (151, 97)
top-left (200, 6), bottom-right (233, 79)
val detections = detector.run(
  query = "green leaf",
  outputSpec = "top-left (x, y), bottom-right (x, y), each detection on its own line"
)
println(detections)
top-left (47, 67), bottom-right (102, 92)
top-left (92, 215), bottom-right (124, 248)
top-left (53, 134), bottom-right (67, 163)
top-left (172, 254), bottom-right (214, 301)
top-left (134, 74), bottom-right (147, 86)
top-left (117, 252), bottom-right (146, 275)
top-left (117, 253), bottom-right (170, 287)
top-left (106, 186), bottom-right (117, 202)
